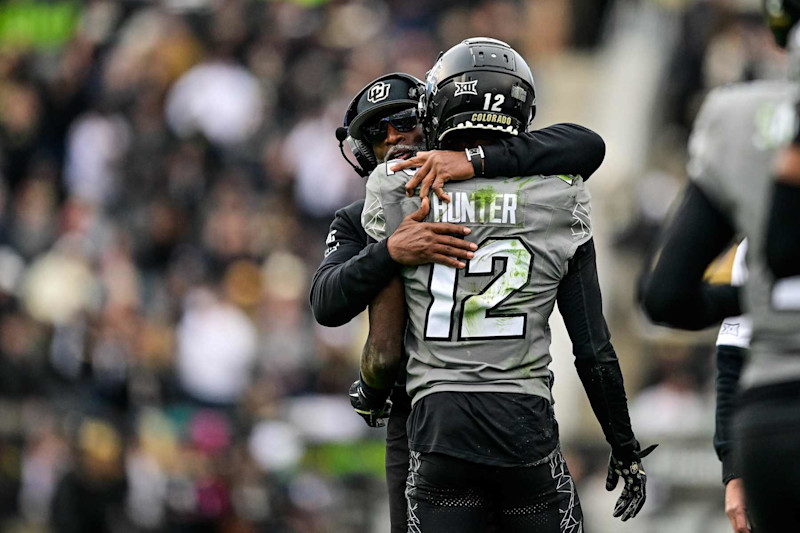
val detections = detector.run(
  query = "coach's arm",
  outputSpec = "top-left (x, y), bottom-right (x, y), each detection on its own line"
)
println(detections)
top-left (310, 201), bottom-right (474, 327)
top-left (310, 201), bottom-right (400, 327)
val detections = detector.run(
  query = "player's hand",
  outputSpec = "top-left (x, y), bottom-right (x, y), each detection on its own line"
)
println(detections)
top-left (605, 443), bottom-right (658, 521)
top-left (349, 380), bottom-right (392, 428)
top-left (391, 150), bottom-right (474, 202)
top-left (387, 197), bottom-right (476, 269)
top-left (725, 478), bottom-right (751, 533)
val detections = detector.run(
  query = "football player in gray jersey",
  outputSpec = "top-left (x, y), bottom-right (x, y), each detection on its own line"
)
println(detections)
top-left (709, 241), bottom-right (753, 533)
top-left (358, 38), bottom-right (651, 532)
top-left (766, 106), bottom-right (800, 278)
top-left (641, 2), bottom-right (800, 530)
top-left (333, 71), bottom-right (609, 533)
top-left (766, 28), bottom-right (800, 280)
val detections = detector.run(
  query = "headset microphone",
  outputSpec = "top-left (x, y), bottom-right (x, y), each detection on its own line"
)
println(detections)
top-left (335, 128), bottom-right (369, 178)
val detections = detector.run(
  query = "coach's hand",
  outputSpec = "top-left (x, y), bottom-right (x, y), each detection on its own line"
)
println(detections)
top-left (391, 151), bottom-right (474, 202)
top-left (725, 478), bottom-right (751, 533)
top-left (606, 443), bottom-right (658, 521)
top-left (387, 197), bottom-right (476, 269)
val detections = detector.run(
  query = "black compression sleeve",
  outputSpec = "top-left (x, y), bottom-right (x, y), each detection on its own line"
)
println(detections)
top-left (557, 239), bottom-right (638, 459)
top-left (640, 182), bottom-right (741, 330)
top-left (309, 202), bottom-right (399, 327)
top-left (482, 123), bottom-right (605, 180)
top-left (766, 181), bottom-right (800, 279)
top-left (713, 344), bottom-right (746, 484)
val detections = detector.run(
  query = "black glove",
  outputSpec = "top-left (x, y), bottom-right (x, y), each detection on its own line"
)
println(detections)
top-left (606, 443), bottom-right (658, 521)
top-left (349, 379), bottom-right (392, 428)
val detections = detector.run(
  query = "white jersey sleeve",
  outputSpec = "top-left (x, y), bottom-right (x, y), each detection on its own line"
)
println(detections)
top-left (716, 239), bottom-right (752, 349)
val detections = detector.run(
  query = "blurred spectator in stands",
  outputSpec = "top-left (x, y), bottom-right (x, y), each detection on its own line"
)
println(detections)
top-left (176, 286), bottom-right (257, 406)
top-left (630, 347), bottom-right (711, 438)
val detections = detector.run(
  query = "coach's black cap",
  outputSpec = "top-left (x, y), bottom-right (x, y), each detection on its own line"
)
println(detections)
top-left (345, 73), bottom-right (423, 141)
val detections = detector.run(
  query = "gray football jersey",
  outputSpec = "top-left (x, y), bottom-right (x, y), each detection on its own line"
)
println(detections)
top-left (362, 161), bottom-right (593, 405)
top-left (688, 80), bottom-right (800, 388)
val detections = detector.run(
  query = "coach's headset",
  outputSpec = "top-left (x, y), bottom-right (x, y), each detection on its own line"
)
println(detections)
top-left (336, 73), bottom-right (424, 178)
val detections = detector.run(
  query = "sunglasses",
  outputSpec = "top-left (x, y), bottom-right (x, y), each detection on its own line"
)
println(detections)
top-left (362, 108), bottom-right (419, 144)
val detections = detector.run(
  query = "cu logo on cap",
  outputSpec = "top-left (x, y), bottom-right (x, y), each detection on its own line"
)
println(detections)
top-left (367, 82), bottom-right (391, 103)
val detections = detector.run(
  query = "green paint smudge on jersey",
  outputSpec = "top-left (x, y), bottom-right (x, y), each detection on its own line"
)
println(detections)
top-left (470, 186), bottom-right (497, 223)
top-left (460, 242), bottom-right (531, 337)
top-left (462, 294), bottom-right (488, 335)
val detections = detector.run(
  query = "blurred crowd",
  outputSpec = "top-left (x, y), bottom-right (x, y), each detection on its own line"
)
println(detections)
top-left (0, 0), bottom-right (787, 532)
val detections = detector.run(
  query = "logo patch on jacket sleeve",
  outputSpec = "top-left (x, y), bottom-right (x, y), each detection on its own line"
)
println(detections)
top-left (324, 229), bottom-right (339, 257)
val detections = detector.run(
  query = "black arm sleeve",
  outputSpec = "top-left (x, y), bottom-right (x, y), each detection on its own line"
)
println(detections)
top-left (557, 239), bottom-right (638, 459)
top-left (640, 182), bottom-right (741, 330)
top-left (309, 201), bottom-right (400, 327)
top-left (766, 180), bottom-right (800, 279)
top-left (713, 343), bottom-right (746, 484)
top-left (483, 123), bottom-right (605, 180)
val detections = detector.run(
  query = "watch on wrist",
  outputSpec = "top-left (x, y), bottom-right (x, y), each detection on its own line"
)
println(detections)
top-left (465, 146), bottom-right (485, 177)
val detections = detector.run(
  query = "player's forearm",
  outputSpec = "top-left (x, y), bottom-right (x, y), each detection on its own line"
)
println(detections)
top-left (644, 283), bottom-right (741, 331)
top-left (360, 335), bottom-right (403, 390)
top-left (310, 240), bottom-right (399, 327)
top-left (765, 108), bottom-right (800, 278)
top-left (714, 344), bottom-right (746, 483)
top-left (640, 182), bottom-right (740, 330)
top-left (483, 123), bottom-right (605, 179)
top-left (360, 277), bottom-right (406, 390)
top-left (575, 358), bottom-right (639, 458)
top-left (557, 240), bottom-right (638, 457)
top-left (766, 180), bottom-right (800, 279)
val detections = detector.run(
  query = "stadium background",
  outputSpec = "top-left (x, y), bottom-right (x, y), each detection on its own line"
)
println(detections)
top-left (0, 0), bottom-right (781, 531)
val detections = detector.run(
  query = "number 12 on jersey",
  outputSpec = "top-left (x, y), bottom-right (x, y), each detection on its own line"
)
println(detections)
top-left (424, 238), bottom-right (533, 341)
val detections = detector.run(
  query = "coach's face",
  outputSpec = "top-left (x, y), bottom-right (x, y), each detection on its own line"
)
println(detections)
top-left (366, 108), bottom-right (424, 163)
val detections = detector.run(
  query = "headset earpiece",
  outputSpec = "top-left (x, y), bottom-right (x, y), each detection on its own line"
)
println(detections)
top-left (347, 137), bottom-right (376, 178)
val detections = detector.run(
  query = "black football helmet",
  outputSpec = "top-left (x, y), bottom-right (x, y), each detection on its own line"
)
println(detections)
top-left (335, 73), bottom-right (423, 177)
top-left (764, 0), bottom-right (800, 47)
top-left (420, 38), bottom-right (536, 149)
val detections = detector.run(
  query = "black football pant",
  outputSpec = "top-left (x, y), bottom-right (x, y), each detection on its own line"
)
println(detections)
top-left (405, 449), bottom-right (583, 533)
top-left (386, 387), bottom-right (412, 533)
top-left (736, 381), bottom-right (800, 533)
